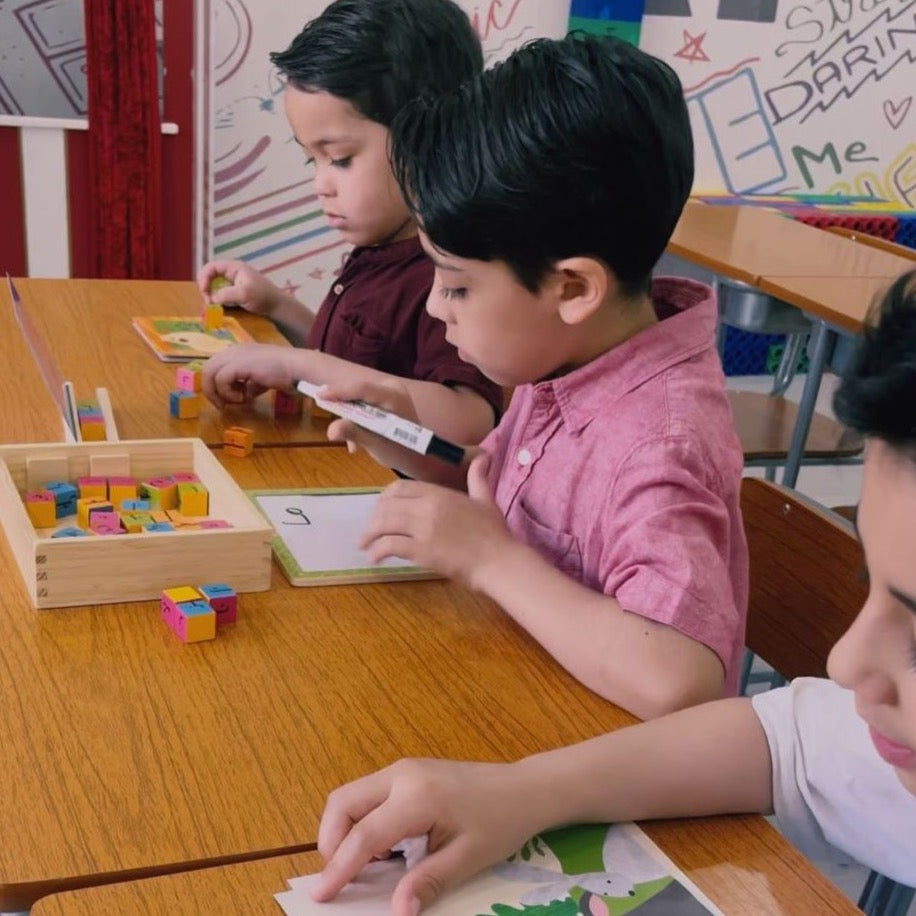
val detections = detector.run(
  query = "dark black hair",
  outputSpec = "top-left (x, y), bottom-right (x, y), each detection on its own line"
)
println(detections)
top-left (269, 0), bottom-right (482, 128)
top-left (834, 270), bottom-right (916, 458)
top-left (389, 33), bottom-right (694, 296)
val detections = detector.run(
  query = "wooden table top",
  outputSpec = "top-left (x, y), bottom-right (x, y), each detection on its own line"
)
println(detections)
top-left (0, 285), bottom-right (73, 443)
top-left (30, 821), bottom-right (859, 915)
top-left (758, 274), bottom-right (895, 335)
top-left (11, 278), bottom-right (334, 447)
top-left (0, 446), bottom-right (633, 908)
top-left (668, 203), bottom-right (915, 285)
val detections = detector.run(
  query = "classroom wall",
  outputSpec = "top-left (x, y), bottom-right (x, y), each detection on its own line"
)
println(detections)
top-left (639, 0), bottom-right (916, 203)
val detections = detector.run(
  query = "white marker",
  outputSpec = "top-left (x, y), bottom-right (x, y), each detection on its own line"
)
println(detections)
top-left (295, 380), bottom-right (465, 465)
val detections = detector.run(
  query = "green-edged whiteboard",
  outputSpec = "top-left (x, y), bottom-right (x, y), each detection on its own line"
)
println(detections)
top-left (247, 487), bottom-right (439, 587)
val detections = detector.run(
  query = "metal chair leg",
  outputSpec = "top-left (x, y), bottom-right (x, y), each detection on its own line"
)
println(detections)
top-left (858, 870), bottom-right (915, 916)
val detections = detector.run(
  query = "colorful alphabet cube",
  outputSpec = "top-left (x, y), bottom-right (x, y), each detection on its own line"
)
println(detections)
top-left (139, 477), bottom-right (178, 511)
top-left (177, 482), bottom-right (209, 516)
top-left (169, 390), bottom-right (202, 420)
top-left (108, 476), bottom-right (138, 506)
top-left (51, 526), bottom-right (89, 538)
top-left (201, 302), bottom-right (224, 331)
top-left (175, 360), bottom-right (204, 393)
top-left (44, 481), bottom-right (78, 518)
top-left (198, 582), bottom-right (237, 626)
top-left (77, 476), bottom-right (108, 499)
top-left (161, 587), bottom-right (216, 643)
top-left (77, 401), bottom-right (106, 441)
top-left (25, 490), bottom-right (56, 528)
top-left (77, 498), bottom-right (114, 529)
top-left (273, 389), bottom-right (303, 419)
top-left (223, 426), bottom-right (254, 458)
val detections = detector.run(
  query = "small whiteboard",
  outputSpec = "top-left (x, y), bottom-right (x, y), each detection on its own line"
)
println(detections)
top-left (248, 488), bottom-right (439, 586)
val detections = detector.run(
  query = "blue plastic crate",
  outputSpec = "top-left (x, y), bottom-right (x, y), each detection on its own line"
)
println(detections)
top-left (893, 214), bottom-right (916, 251)
top-left (721, 326), bottom-right (784, 376)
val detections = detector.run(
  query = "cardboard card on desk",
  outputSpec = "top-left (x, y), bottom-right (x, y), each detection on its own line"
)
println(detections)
top-left (275, 823), bottom-right (723, 914)
top-left (132, 315), bottom-right (254, 361)
top-left (248, 487), bottom-right (440, 586)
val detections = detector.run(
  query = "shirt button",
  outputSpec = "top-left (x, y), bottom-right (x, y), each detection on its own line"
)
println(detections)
top-left (517, 448), bottom-right (532, 466)
top-left (333, 283), bottom-right (344, 295)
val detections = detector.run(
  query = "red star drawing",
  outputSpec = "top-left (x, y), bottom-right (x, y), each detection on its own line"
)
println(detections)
top-left (282, 279), bottom-right (301, 295)
top-left (307, 269), bottom-right (325, 280)
top-left (674, 30), bottom-right (710, 63)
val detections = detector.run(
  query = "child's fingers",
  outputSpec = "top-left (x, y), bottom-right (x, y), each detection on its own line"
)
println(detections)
top-left (392, 840), bottom-right (478, 915)
top-left (311, 802), bottom-right (414, 902)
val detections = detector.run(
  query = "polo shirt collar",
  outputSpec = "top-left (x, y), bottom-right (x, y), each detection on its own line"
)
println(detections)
top-left (348, 234), bottom-right (422, 267)
top-left (538, 277), bottom-right (717, 435)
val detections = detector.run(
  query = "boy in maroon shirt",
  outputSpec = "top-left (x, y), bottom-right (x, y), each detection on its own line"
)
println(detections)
top-left (198, 0), bottom-right (502, 442)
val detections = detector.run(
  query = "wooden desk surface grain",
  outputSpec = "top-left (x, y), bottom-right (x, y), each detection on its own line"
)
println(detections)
top-left (758, 274), bottom-right (895, 335)
top-left (12, 278), bottom-right (334, 446)
top-left (668, 203), bottom-right (915, 285)
top-left (30, 822), bottom-right (859, 915)
top-left (0, 446), bottom-right (626, 907)
top-left (2, 446), bottom-right (860, 914)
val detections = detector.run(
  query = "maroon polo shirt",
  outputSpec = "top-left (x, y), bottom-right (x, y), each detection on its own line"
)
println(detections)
top-left (306, 235), bottom-right (502, 417)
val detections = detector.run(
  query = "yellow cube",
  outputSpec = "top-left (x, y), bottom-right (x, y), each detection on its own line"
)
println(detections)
top-left (178, 483), bottom-right (209, 516)
top-left (201, 303), bottom-right (224, 331)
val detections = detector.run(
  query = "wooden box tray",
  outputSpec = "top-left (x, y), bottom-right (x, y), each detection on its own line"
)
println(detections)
top-left (0, 438), bottom-right (273, 608)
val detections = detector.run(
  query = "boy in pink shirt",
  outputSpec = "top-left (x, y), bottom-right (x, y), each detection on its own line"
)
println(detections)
top-left (322, 35), bottom-right (747, 719)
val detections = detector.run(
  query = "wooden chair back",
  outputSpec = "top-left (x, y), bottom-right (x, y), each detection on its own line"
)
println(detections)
top-left (741, 477), bottom-right (866, 680)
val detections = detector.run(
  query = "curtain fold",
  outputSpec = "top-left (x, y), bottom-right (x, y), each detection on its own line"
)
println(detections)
top-left (85, 0), bottom-right (162, 278)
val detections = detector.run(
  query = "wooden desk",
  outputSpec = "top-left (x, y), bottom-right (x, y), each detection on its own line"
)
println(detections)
top-left (0, 288), bottom-right (72, 443)
top-left (758, 274), bottom-right (891, 336)
top-left (12, 278), bottom-right (334, 447)
top-left (0, 446), bottom-right (629, 909)
top-left (669, 203), bottom-right (915, 284)
top-left (29, 824), bottom-right (860, 916)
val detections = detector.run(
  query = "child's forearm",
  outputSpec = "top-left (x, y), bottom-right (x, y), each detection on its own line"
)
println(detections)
top-left (295, 350), bottom-right (495, 444)
top-left (473, 545), bottom-right (724, 719)
top-left (514, 697), bottom-right (773, 832)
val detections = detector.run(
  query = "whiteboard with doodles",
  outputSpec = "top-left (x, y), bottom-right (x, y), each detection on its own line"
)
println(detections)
top-left (248, 487), bottom-right (439, 586)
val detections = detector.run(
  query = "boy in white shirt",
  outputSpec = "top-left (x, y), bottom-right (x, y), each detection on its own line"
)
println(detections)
top-left (310, 268), bottom-right (916, 913)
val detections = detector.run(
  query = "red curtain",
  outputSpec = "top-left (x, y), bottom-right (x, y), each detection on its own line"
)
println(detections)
top-left (85, 0), bottom-right (162, 278)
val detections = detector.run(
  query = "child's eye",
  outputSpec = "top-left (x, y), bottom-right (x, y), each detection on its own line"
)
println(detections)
top-left (440, 287), bottom-right (467, 301)
top-left (908, 643), bottom-right (916, 672)
top-left (304, 156), bottom-right (315, 167)
top-left (330, 156), bottom-right (352, 168)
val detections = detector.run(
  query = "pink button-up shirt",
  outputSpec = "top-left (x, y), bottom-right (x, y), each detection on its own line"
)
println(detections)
top-left (481, 277), bottom-right (747, 695)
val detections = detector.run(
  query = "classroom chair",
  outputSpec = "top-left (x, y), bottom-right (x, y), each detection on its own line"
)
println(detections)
top-left (718, 278), bottom-right (863, 482)
top-left (740, 477), bottom-right (915, 916)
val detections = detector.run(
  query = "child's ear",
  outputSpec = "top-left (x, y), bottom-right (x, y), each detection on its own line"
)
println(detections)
top-left (552, 257), bottom-right (609, 326)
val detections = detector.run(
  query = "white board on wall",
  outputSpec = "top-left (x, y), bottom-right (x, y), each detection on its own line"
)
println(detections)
top-left (204, 0), bottom-right (571, 308)
top-left (639, 1), bottom-right (916, 201)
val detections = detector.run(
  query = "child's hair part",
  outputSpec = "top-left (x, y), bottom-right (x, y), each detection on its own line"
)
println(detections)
top-left (390, 33), bottom-right (694, 297)
top-left (834, 269), bottom-right (916, 461)
top-left (270, 0), bottom-right (483, 127)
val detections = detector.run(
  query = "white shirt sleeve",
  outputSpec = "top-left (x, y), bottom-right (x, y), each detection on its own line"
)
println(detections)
top-left (751, 677), bottom-right (916, 886)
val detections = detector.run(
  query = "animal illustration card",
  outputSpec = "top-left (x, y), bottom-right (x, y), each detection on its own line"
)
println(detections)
top-left (274, 823), bottom-right (723, 914)
top-left (132, 315), bottom-right (254, 361)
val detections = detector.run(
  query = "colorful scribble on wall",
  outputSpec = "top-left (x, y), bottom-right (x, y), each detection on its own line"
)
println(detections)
top-left (207, 1), bottom-right (572, 308)
top-left (640, 0), bottom-right (916, 200)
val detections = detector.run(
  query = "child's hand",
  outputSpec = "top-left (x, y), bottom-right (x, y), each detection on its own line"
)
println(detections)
top-left (197, 259), bottom-right (281, 316)
top-left (201, 343), bottom-right (298, 408)
top-left (320, 378), bottom-right (422, 467)
top-left (359, 454), bottom-right (510, 588)
top-left (312, 758), bottom-right (538, 914)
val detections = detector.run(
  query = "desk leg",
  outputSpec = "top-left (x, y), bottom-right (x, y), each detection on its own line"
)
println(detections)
top-left (781, 320), bottom-right (834, 489)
